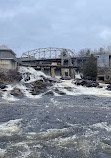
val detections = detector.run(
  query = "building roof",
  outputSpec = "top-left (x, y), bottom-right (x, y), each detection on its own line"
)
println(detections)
top-left (0, 45), bottom-right (19, 63)
top-left (0, 45), bottom-right (16, 55)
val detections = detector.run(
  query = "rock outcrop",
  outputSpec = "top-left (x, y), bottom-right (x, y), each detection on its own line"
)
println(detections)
top-left (30, 80), bottom-right (47, 95)
top-left (0, 83), bottom-right (7, 89)
top-left (60, 76), bottom-right (71, 80)
top-left (73, 79), bottom-right (100, 88)
top-left (29, 77), bottom-right (61, 95)
top-left (106, 84), bottom-right (111, 91)
top-left (11, 88), bottom-right (23, 97)
top-left (54, 88), bottom-right (66, 95)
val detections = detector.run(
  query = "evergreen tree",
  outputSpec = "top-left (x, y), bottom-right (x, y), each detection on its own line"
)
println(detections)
top-left (84, 54), bottom-right (97, 80)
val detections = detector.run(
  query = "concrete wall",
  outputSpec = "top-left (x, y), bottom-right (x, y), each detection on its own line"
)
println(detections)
top-left (0, 59), bottom-right (17, 69)
top-left (97, 54), bottom-right (109, 67)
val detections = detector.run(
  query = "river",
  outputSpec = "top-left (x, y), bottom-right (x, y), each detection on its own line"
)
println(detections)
top-left (0, 68), bottom-right (111, 157)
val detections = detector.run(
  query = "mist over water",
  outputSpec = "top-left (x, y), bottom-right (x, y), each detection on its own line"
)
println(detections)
top-left (0, 67), bottom-right (111, 157)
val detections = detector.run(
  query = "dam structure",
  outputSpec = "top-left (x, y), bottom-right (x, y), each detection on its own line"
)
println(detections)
top-left (20, 47), bottom-right (89, 78)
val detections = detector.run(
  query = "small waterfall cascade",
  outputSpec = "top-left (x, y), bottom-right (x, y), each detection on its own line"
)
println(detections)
top-left (75, 71), bottom-right (82, 79)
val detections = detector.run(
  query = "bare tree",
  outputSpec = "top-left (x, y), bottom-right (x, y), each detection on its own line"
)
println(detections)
top-left (78, 48), bottom-right (91, 57)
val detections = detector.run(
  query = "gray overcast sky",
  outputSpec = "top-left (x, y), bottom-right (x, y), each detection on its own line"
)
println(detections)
top-left (0, 0), bottom-right (111, 57)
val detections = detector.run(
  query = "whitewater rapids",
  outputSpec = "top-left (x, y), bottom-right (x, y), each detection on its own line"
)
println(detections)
top-left (0, 67), bottom-right (111, 157)
top-left (1, 66), bottom-right (111, 101)
top-left (0, 95), bottom-right (111, 158)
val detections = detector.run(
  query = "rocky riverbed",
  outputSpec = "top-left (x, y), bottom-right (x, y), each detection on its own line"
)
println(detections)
top-left (0, 66), bottom-right (111, 100)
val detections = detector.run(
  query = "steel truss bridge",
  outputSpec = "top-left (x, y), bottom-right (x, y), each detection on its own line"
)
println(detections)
top-left (21, 47), bottom-right (75, 59)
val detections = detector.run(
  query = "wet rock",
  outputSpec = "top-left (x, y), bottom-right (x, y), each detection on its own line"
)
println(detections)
top-left (11, 88), bottom-right (23, 97)
top-left (54, 88), bottom-right (66, 95)
top-left (45, 77), bottom-right (61, 83)
top-left (31, 91), bottom-right (38, 95)
top-left (23, 83), bottom-right (33, 89)
top-left (73, 79), bottom-right (99, 88)
top-left (28, 77), bottom-right (60, 95)
top-left (97, 85), bottom-right (103, 88)
top-left (30, 80), bottom-right (47, 95)
top-left (0, 83), bottom-right (7, 89)
top-left (106, 84), bottom-right (111, 91)
top-left (64, 87), bottom-right (73, 91)
top-left (60, 76), bottom-right (71, 80)
top-left (46, 82), bottom-right (53, 86)
top-left (57, 91), bottom-right (66, 95)
top-left (31, 89), bottom-right (46, 95)
top-left (44, 90), bottom-right (54, 96)
top-left (31, 80), bottom-right (47, 88)
top-left (0, 91), bottom-right (3, 97)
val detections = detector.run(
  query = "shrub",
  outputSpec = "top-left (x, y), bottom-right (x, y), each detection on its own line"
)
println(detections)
top-left (0, 68), bottom-right (22, 83)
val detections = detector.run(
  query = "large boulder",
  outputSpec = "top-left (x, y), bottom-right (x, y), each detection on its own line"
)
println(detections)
top-left (28, 78), bottom-right (61, 95)
top-left (54, 88), bottom-right (66, 95)
top-left (30, 80), bottom-right (47, 95)
top-left (0, 83), bottom-right (7, 89)
top-left (73, 79), bottom-right (99, 88)
top-left (106, 84), bottom-right (111, 91)
top-left (44, 90), bottom-right (54, 96)
top-left (11, 88), bottom-right (23, 97)
top-left (60, 76), bottom-right (71, 80)
top-left (44, 77), bottom-right (61, 83)
top-left (64, 87), bottom-right (73, 91)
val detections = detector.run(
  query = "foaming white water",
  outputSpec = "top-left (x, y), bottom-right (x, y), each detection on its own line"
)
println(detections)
top-left (2, 84), bottom-right (19, 101)
top-left (0, 119), bottom-right (22, 137)
top-left (1, 123), bottom-right (111, 157)
top-left (91, 122), bottom-right (111, 132)
top-left (14, 83), bottom-right (42, 99)
top-left (54, 80), bottom-right (111, 97)
top-left (2, 82), bottom-right (42, 100)
top-left (85, 128), bottom-right (99, 138)
top-left (2, 66), bottom-right (111, 100)
top-left (55, 135), bottom-right (77, 146)
top-left (14, 143), bottom-right (31, 158)
top-left (0, 148), bottom-right (6, 158)
top-left (27, 128), bottom-right (69, 140)
top-left (18, 66), bottom-right (47, 83)
top-left (75, 72), bottom-right (81, 79)
top-left (50, 98), bottom-right (59, 105)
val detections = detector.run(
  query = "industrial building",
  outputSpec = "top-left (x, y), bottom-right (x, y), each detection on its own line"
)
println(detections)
top-left (95, 53), bottom-right (111, 82)
top-left (0, 45), bottom-right (18, 69)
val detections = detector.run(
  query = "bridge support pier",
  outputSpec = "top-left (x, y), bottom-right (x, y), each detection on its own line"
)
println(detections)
top-left (69, 68), bottom-right (74, 79)
top-left (61, 68), bottom-right (65, 77)
top-left (51, 67), bottom-right (55, 78)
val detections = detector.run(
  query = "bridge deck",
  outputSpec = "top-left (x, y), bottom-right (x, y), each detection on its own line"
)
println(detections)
top-left (22, 63), bottom-right (78, 68)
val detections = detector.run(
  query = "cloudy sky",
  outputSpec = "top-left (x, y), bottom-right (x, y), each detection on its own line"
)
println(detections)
top-left (0, 0), bottom-right (111, 57)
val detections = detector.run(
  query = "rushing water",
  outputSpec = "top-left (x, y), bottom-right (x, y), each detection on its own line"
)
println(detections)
top-left (1, 67), bottom-right (111, 157)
